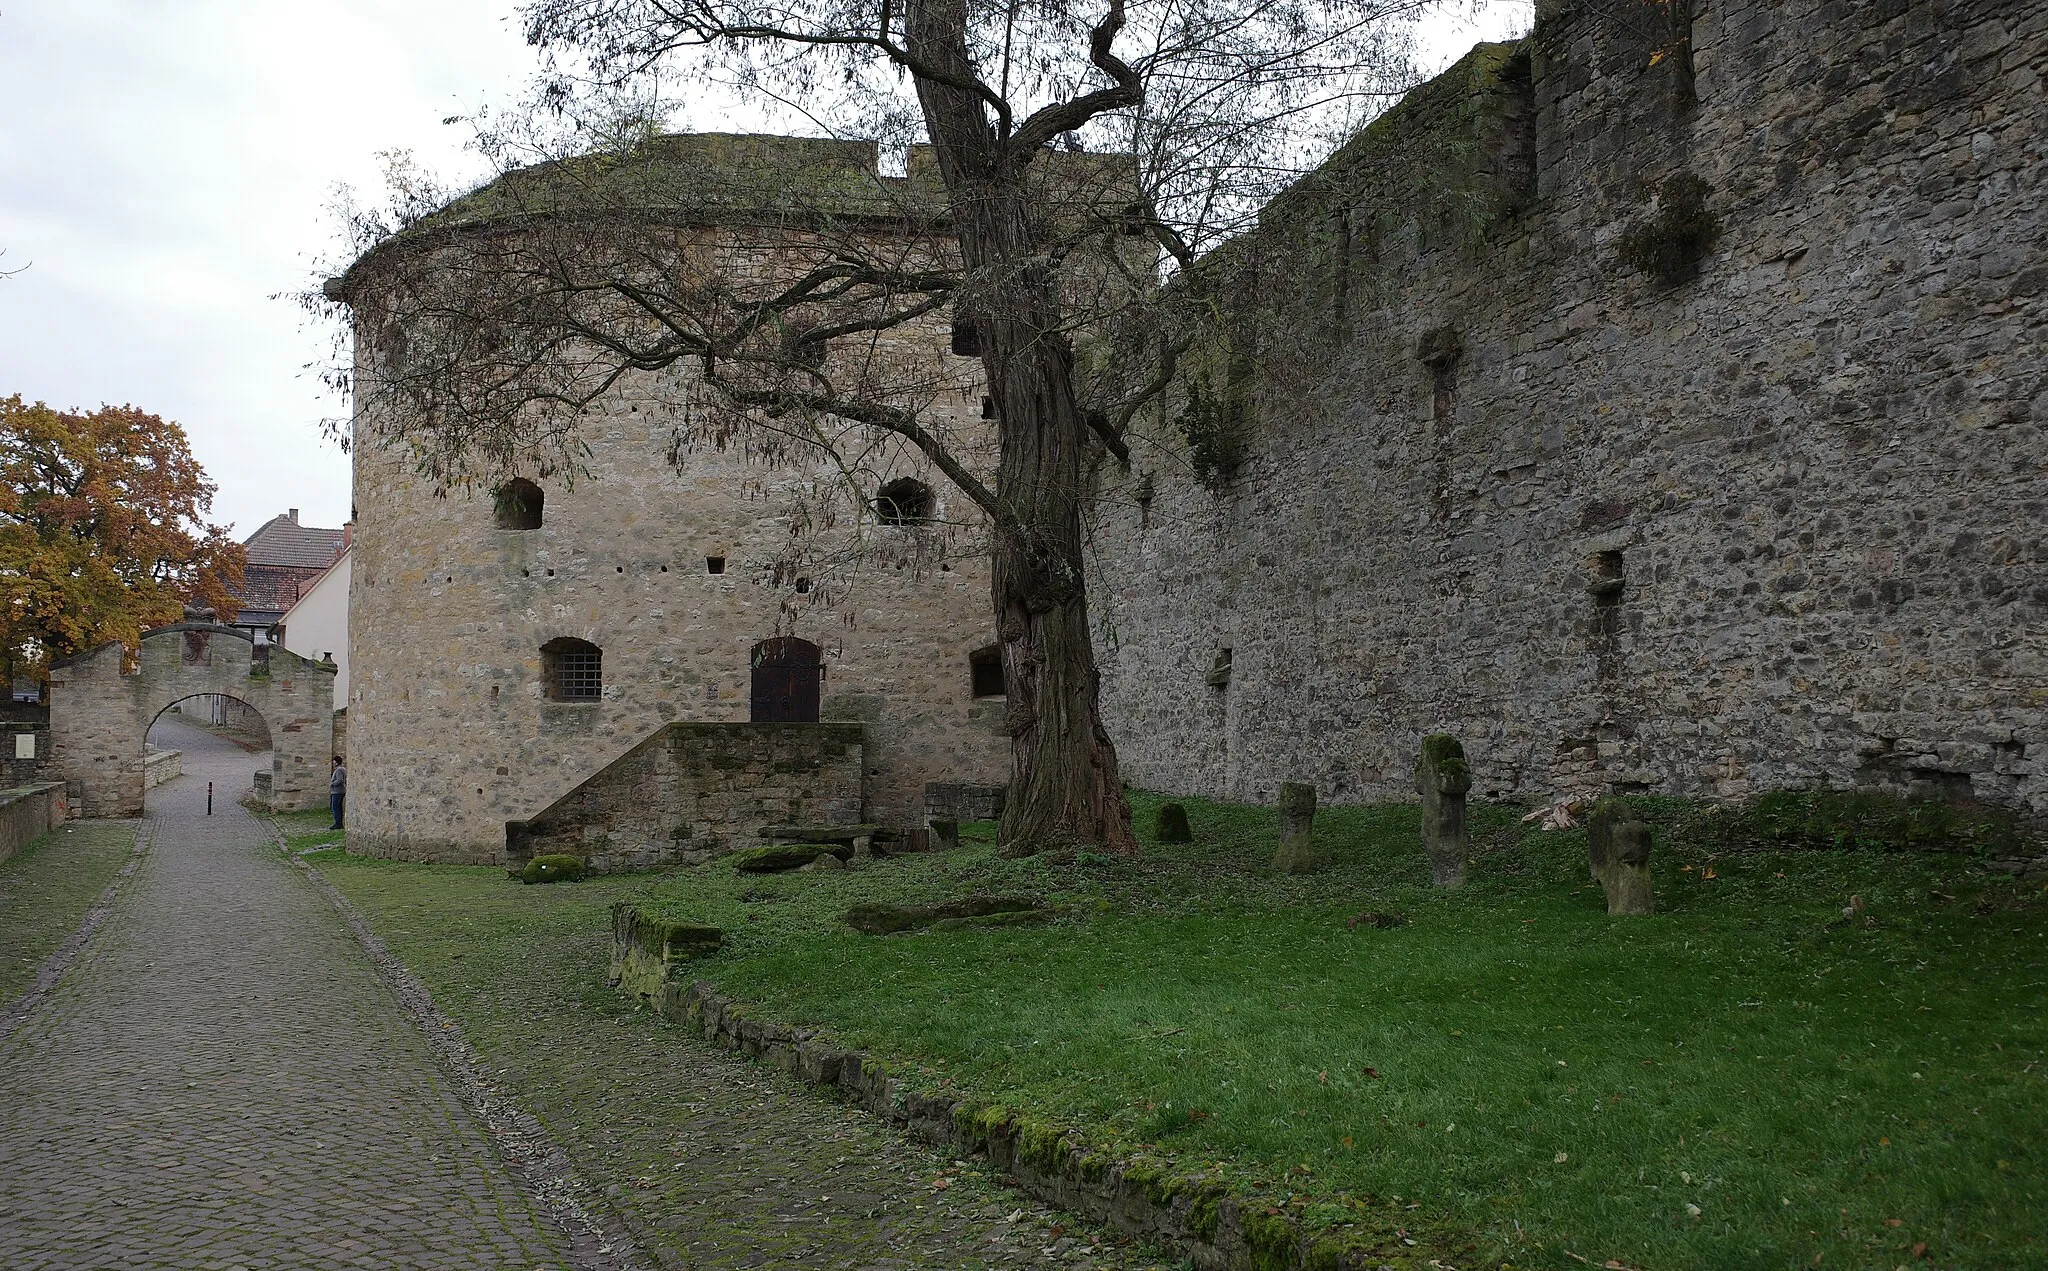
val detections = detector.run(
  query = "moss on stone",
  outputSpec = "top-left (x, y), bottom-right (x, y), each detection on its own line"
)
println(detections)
top-left (843, 894), bottom-right (1042, 935)
top-left (1416, 732), bottom-right (1470, 784)
top-left (1239, 1206), bottom-right (1300, 1271)
top-left (731, 843), bottom-right (844, 873)
top-left (1154, 802), bottom-right (1193, 843)
top-left (520, 853), bottom-right (585, 884)
top-left (1748, 786), bottom-right (2024, 856)
top-left (1015, 1117), bottom-right (1068, 1175)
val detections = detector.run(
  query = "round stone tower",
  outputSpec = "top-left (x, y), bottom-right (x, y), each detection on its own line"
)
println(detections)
top-left (333, 135), bottom-right (1010, 863)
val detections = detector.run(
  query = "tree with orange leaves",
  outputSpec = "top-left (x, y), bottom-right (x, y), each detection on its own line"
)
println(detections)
top-left (0, 395), bottom-right (245, 681)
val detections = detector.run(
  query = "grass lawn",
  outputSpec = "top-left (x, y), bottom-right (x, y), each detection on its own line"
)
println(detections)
top-left (295, 807), bottom-right (1173, 1270)
top-left (615, 793), bottom-right (2048, 1270)
top-left (0, 821), bottom-right (137, 1005)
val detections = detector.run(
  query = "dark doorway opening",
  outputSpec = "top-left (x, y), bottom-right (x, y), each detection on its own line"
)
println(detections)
top-left (750, 637), bottom-right (822, 723)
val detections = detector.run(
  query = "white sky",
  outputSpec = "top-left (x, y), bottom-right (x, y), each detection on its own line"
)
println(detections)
top-left (0, 0), bottom-right (1529, 539)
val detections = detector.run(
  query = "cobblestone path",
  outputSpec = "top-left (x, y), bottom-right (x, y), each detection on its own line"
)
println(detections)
top-left (0, 721), bottom-right (573, 1269)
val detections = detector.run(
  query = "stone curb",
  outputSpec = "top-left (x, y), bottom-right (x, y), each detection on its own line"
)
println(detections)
top-left (656, 976), bottom-right (1409, 1271)
top-left (275, 828), bottom-right (653, 1271)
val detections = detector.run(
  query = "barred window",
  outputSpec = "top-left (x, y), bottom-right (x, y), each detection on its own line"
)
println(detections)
top-left (541, 637), bottom-right (602, 702)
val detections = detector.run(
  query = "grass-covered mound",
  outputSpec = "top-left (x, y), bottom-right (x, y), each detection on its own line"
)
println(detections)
top-left (628, 792), bottom-right (2045, 1270)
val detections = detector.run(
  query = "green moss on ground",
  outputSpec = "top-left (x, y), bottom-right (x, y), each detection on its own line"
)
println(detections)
top-left (0, 822), bottom-right (137, 1005)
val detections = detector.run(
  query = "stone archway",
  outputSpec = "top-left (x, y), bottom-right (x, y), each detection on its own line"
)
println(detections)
top-left (49, 622), bottom-right (336, 817)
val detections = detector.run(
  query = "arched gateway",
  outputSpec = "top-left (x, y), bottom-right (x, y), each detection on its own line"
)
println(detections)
top-left (49, 622), bottom-right (336, 816)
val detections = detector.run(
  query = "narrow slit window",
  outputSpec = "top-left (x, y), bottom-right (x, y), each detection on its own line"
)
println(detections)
top-left (970, 644), bottom-right (1004, 699)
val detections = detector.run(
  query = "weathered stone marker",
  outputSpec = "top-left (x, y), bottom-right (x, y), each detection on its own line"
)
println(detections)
top-left (1414, 734), bottom-right (1471, 887)
top-left (1272, 782), bottom-right (1321, 873)
top-left (1154, 802), bottom-right (1193, 843)
top-left (1587, 798), bottom-right (1654, 915)
top-left (929, 817), bottom-right (960, 850)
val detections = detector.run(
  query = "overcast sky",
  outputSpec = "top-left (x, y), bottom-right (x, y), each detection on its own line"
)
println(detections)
top-left (0, 0), bottom-right (1528, 539)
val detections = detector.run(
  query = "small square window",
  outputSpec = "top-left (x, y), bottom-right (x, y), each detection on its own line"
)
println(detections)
top-left (969, 644), bottom-right (1004, 699)
top-left (707, 556), bottom-right (727, 575)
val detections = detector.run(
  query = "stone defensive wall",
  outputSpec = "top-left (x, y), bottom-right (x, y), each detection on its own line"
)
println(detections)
top-left (340, 135), bottom-right (1019, 863)
top-left (1090, 0), bottom-right (2044, 816)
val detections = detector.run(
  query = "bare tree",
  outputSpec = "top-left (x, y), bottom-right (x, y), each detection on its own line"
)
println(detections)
top-left (323, 0), bottom-right (1433, 855)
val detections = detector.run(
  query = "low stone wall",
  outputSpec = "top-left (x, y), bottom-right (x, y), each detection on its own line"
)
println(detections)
top-left (924, 781), bottom-right (1006, 824)
top-left (143, 747), bottom-right (182, 790)
top-left (500, 722), bottom-right (866, 873)
top-left (0, 782), bottom-right (69, 866)
top-left (0, 703), bottom-right (53, 790)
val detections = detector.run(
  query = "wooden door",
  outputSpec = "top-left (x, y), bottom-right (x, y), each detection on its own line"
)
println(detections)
top-left (750, 637), bottom-right (822, 722)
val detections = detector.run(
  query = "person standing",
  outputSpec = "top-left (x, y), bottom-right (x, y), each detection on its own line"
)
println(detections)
top-left (329, 756), bottom-right (347, 830)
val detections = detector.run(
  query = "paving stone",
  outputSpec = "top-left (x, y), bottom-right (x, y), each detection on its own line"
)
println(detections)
top-left (0, 721), bottom-right (571, 1269)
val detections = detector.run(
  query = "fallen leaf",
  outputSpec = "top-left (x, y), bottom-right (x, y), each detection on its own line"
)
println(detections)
top-left (1912, 1241), bottom-right (1928, 1258)
top-left (1885, 1219), bottom-right (1903, 1228)
top-left (1341, 1135), bottom-right (1355, 1148)
top-left (1555, 1152), bottom-right (1569, 1163)
top-left (1362, 1066), bottom-right (1381, 1079)
top-left (1317, 1069), bottom-right (1328, 1083)
top-left (1702, 867), bottom-right (1718, 879)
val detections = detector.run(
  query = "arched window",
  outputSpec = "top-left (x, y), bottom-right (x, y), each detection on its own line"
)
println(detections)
top-left (494, 478), bottom-right (544, 530)
top-left (541, 637), bottom-right (601, 701)
top-left (969, 644), bottom-right (1005, 699)
top-left (874, 478), bottom-right (934, 527)
top-left (750, 637), bottom-right (822, 723)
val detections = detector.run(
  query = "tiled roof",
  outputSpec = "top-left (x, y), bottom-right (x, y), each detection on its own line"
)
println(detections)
top-left (244, 514), bottom-right (346, 570)
top-left (233, 563), bottom-right (316, 615)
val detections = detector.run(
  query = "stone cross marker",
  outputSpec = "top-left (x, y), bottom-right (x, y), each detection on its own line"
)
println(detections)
top-left (1414, 734), bottom-right (1472, 887)
top-left (1272, 782), bottom-right (1321, 873)
top-left (1154, 802), bottom-right (1193, 843)
top-left (1587, 798), bottom-right (1654, 915)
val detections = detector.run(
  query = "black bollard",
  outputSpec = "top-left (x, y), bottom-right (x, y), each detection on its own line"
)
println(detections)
top-left (207, 781), bottom-right (213, 815)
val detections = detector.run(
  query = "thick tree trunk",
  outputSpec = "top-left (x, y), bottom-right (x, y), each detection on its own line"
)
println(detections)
top-left (907, 0), bottom-right (1138, 856)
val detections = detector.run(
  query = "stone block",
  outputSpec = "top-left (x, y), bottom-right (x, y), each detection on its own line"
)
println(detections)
top-left (1414, 735), bottom-right (1472, 887)
top-left (1271, 781), bottom-right (1321, 874)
